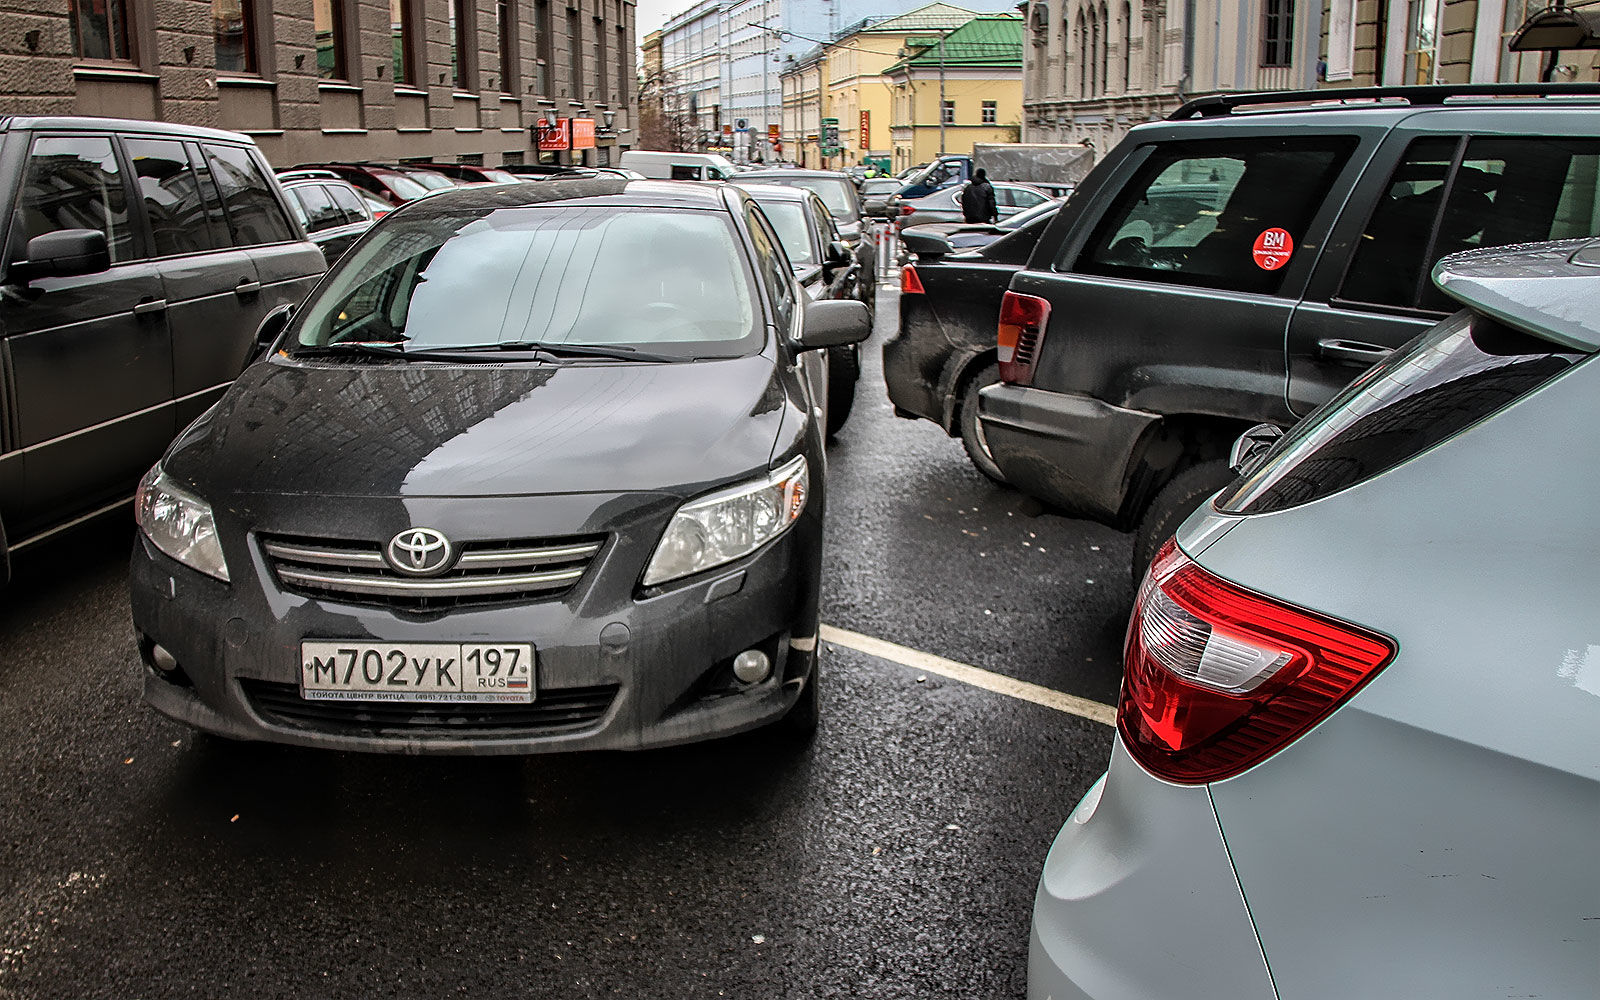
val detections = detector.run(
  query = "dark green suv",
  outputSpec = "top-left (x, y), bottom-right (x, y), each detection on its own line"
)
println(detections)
top-left (976, 85), bottom-right (1600, 575)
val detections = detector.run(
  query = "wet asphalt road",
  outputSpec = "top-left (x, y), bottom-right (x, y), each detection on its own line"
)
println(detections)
top-left (0, 288), bottom-right (1130, 999)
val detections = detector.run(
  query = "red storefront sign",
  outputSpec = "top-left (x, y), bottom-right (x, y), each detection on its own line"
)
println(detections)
top-left (571, 118), bottom-right (596, 149)
top-left (536, 118), bottom-right (570, 151)
top-left (859, 110), bottom-right (870, 149)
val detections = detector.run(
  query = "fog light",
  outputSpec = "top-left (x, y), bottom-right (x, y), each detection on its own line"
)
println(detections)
top-left (151, 643), bottom-right (179, 674)
top-left (732, 649), bottom-right (771, 684)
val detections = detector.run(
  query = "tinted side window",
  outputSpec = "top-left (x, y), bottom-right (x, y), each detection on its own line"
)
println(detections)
top-left (126, 137), bottom-right (219, 257)
top-left (293, 184), bottom-right (345, 233)
top-left (1340, 137), bottom-right (1458, 309)
top-left (745, 206), bottom-right (795, 330)
top-left (11, 135), bottom-right (136, 263)
top-left (1343, 137), bottom-right (1600, 312)
top-left (184, 142), bottom-right (234, 248)
top-left (327, 183), bottom-right (370, 222)
top-left (1073, 138), bottom-right (1355, 295)
top-left (201, 143), bottom-right (296, 245)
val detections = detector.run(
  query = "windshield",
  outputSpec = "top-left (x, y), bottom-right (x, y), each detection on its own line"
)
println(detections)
top-left (292, 206), bottom-right (760, 359)
top-left (401, 170), bottom-right (458, 191)
top-left (754, 201), bottom-right (815, 266)
top-left (863, 179), bottom-right (900, 196)
top-left (374, 172), bottom-right (431, 201)
top-left (771, 178), bottom-right (857, 222)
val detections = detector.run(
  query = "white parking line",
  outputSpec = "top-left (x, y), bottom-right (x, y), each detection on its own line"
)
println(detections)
top-left (820, 624), bottom-right (1117, 727)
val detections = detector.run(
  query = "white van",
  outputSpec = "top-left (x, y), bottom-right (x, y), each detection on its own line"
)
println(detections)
top-left (618, 150), bottom-right (738, 181)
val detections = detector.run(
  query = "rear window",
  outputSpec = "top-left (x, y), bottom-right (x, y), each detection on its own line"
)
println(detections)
top-left (1217, 311), bottom-right (1584, 516)
top-left (293, 206), bottom-right (760, 358)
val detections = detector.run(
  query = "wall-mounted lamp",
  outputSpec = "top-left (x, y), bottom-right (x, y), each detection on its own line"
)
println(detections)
top-left (602, 110), bottom-right (616, 129)
top-left (543, 109), bottom-right (560, 127)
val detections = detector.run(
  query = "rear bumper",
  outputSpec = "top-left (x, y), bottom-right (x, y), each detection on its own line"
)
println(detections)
top-left (978, 384), bottom-right (1158, 525)
top-left (1028, 739), bottom-right (1276, 1000)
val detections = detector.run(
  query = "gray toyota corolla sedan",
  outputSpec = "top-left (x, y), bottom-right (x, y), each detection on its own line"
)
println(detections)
top-left (129, 178), bottom-right (869, 754)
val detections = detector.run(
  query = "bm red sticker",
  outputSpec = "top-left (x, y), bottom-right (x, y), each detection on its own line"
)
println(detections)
top-left (1252, 228), bottom-right (1294, 271)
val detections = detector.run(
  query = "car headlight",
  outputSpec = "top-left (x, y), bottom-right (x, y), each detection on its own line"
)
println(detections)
top-left (135, 465), bottom-right (230, 582)
top-left (643, 456), bottom-right (809, 586)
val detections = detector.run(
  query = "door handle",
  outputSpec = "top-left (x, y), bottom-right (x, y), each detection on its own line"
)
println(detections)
top-left (1317, 338), bottom-right (1392, 366)
top-left (234, 280), bottom-right (262, 297)
top-left (132, 298), bottom-right (167, 316)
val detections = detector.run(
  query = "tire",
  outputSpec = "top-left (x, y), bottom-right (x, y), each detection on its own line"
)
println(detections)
top-left (957, 363), bottom-right (1008, 485)
top-left (825, 345), bottom-right (859, 438)
top-left (1131, 460), bottom-right (1236, 580)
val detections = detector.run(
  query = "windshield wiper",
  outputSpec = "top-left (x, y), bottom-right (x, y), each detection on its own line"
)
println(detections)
top-left (449, 341), bottom-right (680, 363)
top-left (287, 341), bottom-right (412, 359)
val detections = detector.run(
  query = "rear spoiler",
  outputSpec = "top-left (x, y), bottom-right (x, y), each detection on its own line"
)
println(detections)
top-left (1434, 239), bottom-right (1600, 353)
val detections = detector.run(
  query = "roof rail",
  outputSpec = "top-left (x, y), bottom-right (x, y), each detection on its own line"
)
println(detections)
top-left (1169, 83), bottom-right (1600, 120)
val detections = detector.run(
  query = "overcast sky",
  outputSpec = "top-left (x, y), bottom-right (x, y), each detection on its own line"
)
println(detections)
top-left (636, 0), bottom-right (690, 38)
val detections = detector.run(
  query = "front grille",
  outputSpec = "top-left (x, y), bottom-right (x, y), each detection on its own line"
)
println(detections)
top-left (241, 680), bottom-right (619, 738)
top-left (260, 534), bottom-right (604, 611)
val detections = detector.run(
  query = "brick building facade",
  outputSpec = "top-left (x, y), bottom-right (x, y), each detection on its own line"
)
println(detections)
top-left (2, 0), bottom-right (637, 168)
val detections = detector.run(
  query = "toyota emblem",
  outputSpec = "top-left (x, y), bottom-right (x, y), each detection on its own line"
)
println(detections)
top-left (386, 527), bottom-right (454, 576)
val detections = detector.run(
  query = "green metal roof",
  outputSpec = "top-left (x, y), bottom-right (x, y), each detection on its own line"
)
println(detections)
top-left (888, 14), bottom-right (1023, 72)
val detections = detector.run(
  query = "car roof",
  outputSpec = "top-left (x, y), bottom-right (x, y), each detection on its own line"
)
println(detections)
top-left (390, 177), bottom-right (736, 220)
top-left (739, 169), bottom-right (851, 181)
top-left (728, 182), bottom-right (818, 203)
top-left (1167, 83), bottom-right (1600, 121)
top-left (0, 115), bottom-right (256, 144)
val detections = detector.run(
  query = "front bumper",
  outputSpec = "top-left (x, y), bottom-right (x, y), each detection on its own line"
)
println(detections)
top-left (130, 491), bottom-right (822, 755)
top-left (1028, 738), bottom-right (1276, 1000)
top-left (978, 384), bottom-right (1159, 525)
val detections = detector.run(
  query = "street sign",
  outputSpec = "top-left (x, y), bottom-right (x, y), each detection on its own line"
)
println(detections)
top-left (571, 118), bottom-right (596, 149)
top-left (735, 118), bottom-right (749, 130)
top-left (821, 117), bottom-right (840, 154)
top-left (859, 110), bottom-right (870, 150)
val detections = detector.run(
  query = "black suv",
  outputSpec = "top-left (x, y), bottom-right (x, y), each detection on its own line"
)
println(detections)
top-left (976, 85), bottom-right (1600, 575)
top-left (0, 116), bottom-right (324, 581)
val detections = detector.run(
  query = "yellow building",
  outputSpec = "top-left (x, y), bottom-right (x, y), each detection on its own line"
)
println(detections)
top-left (885, 14), bottom-right (1024, 172)
top-left (781, 47), bottom-right (826, 167)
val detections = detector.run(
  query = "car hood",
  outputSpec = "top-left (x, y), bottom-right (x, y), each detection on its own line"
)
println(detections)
top-left (164, 355), bottom-right (789, 499)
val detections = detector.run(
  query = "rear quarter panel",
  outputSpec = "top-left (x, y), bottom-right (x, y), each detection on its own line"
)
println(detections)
top-left (1188, 355), bottom-right (1600, 999)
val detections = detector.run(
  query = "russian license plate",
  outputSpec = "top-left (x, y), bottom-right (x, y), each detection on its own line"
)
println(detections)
top-left (299, 642), bottom-right (534, 703)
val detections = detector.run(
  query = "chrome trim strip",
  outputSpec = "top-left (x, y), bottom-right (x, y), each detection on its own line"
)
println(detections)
top-left (456, 542), bottom-right (602, 568)
top-left (276, 565), bottom-right (585, 597)
top-left (260, 540), bottom-right (386, 567)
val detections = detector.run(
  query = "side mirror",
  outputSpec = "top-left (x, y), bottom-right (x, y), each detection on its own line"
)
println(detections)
top-left (796, 298), bottom-right (870, 350)
top-left (899, 229), bottom-right (953, 260)
top-left (1229, 422), bottom-right (1284, 476)
top-left (824, 241), bottom-right (853, 267)
top-left (255, 303), bottom-right (295, 356)
top-left (13, 229), bottom-right (110, 282)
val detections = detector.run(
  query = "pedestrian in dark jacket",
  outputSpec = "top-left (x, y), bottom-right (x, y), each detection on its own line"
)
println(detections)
top-left (961, 168), bottom-right (998, 224)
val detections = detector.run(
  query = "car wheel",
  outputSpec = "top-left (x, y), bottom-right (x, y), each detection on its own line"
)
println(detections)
top-left (958, 364), bottom-right (1008, 485)
top-left (1131, 460), bottom-right (1236, 580)
top-left (825, 345), bottom-right (859, 438)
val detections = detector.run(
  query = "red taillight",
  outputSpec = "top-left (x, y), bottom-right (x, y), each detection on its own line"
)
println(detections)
top-left (900, 264), bottom-right (925, 294)
top-left (996, 291), bottom-right (1050, 386)
top-left (1119, 539), bottom-right (1397, 784)
top-left (899, 203), bottom-right (916, 215)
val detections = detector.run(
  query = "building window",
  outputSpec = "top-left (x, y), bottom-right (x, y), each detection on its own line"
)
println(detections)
top-left (1262, 0), bottom-right (1294, 67)
top-left (1121, 2), bottom-right (1132, 91)
top-left (941, 100), bottom-right (955, 125)
top-left (213, 0), bottom-right (257, 74)
top-left (392, 0), bottom-right (418, 87)
top-left (1075, 11), bottom-right (1086, 96)
top-left (568, 9), bottom-right (582, 99)
top-left (594, 16), bottom-right (606, 103)
top-left (617, 24), bottom-right (628, 102)
top-left (314, 0), bottom-right (346, 79)
top-left (536, 0), bottom-right (553, 94)
top-left (497, 0), bottom-right (517, 93)
top-left (449, 0), bottom-right (473, 90)
top-left (1403, 0), bottom-right (1441, 83)
top-left (982, 100), bottom-right (997, 124)
top-left (70, 0), bottom-right (135, 63)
